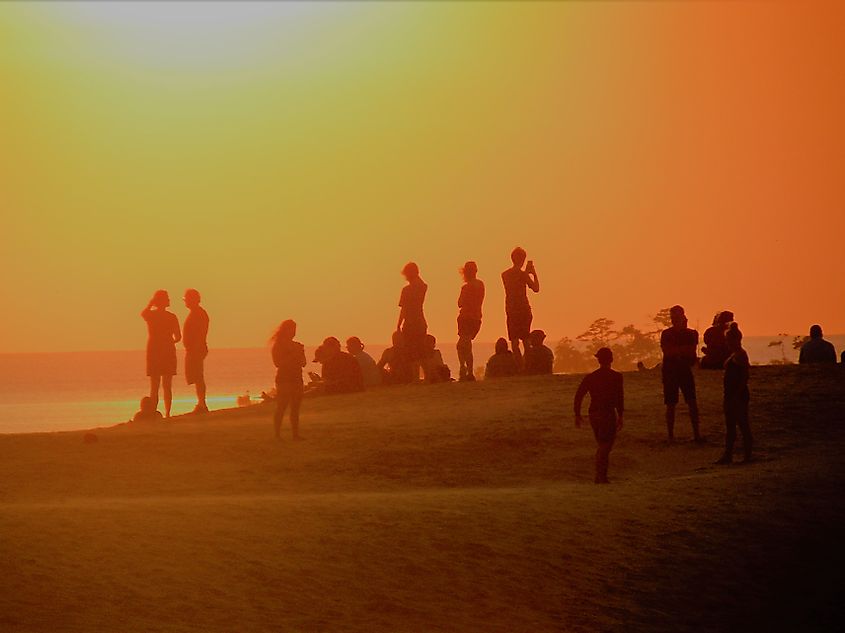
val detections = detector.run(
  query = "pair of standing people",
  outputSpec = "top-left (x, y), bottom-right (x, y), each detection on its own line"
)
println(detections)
top-left (141, 289), bottom-right (209, 417)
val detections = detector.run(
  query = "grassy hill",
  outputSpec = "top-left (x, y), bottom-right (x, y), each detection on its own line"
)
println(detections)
top-left (1, 365), bottom-right (844, 632)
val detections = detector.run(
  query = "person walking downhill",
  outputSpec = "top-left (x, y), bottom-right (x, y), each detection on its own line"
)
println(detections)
top-left (183, 288), bottom-right (210, 414)
top-left (456, 261), bottom-right (485, 382)
top-left (271, 319), bottom-right (306, 441)
top-left (574, 347), bottom-right (624, 484)
top-left (141, 290), bottom-right (181, 418)
top-left (501, 247), bottom-right (539, 369)
top-left (715, 323), bottom-right (753, 464)
top-left (660, 305), bottom-right (703, 442)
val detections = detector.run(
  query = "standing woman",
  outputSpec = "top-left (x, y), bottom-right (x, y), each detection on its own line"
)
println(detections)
top-left (397, 262), bottom-right (428, 379)
top-left (271, 319), bottom-right (306, 440)
top-left (715, 322), bottom-right (753, 464)
top-left (141, 290), bottom-right (181, 417)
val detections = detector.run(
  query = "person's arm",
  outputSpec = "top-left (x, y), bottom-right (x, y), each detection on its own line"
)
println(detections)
top-left (141, 298), bottom-right (154, 320)
top-left (458, 285), bottom-right (466, 310)
top-left (298, 343), bottom-right (307, 368)
top-left (574, 376), bottom-right (589, 427)
top-left (172, 315), bottom-right (182, 344)
top-left (827, 344), bottom-right (837, 364)
top-left (527, 268), bottom-right (540, 293)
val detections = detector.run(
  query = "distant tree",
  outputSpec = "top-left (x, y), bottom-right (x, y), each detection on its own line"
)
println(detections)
top-left (792, 335), bottom-right (809, 351)
top-left (768, 332), bottom-right (792, 365)
top-left (652, 307), bottom-right (674, 330)
top-left (613, 324), bottom-right (661, 371)
top-left (576, 318), bottom-right (617, 354)
top-left (553, 337), bottom-right (593, 374)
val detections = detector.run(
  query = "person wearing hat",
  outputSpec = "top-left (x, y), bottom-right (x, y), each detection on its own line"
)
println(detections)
top-left (456, 261), bottom-right (485, 381)
top-left (574, 347), bottom-right (624, 484)
top-left (660, 304), bottom-right (702, 442)
top-left (523, 329), bottom-right (554, 375)
top-left (346, 336), bottom-right (382, 388)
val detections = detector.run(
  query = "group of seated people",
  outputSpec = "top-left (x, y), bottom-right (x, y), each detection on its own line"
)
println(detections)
top-left (485, 330), bottom-right (555, 379)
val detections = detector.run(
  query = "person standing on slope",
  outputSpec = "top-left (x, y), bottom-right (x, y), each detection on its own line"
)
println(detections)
top-left (456, 261), bottom-right (485, 381)
top-left (501, 247), bottom-right (539, 369)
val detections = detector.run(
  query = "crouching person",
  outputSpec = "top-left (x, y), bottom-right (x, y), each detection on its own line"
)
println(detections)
top-left (574, 347), bottom-right (624, 484)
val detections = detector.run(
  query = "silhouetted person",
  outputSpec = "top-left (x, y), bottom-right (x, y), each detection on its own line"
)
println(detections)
top-left (457, 261), bottom-right (485, 381)
top-left (574, 347), bottom-right (624, 484)
top-left (715, 323), bottom-right (753, 464)
top-left (183, 288), bottom-right (210, 414)
top-left (421, 334), bottom-right (450, 383)
top-left (378, 330), bottom-right (414, 385)
top-left (141, 290), bottom-right (181, 418)
top-left (346, 336), bottom-right (382, 388)
top-left (397, 262), bottom-right (428, 379)
top-left (523, 329), bottom-right (554, 375)
top-left (485, 337), bottom-right (519, 379)
top-left (502, 247), bottom-right (539, 368)
top-left (700, 310), bottom-right (734, 369)
top-left (271, 319), bottom-right (306, 440)
top-left (660, 305), bottom-right (702, 442)
top-left (798, 324), bottom-right (837, 364)
top-left (316, 337), bottom-right (364, 394)
top-left (131, 396), bottom-right (164, 424)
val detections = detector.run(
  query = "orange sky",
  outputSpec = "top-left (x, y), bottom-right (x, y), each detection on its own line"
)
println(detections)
top-left (1, 1), bottom-right (843, 353)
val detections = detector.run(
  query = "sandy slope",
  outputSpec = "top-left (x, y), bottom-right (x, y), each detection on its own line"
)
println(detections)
top-left (1, 366), bottom-right (844, 632)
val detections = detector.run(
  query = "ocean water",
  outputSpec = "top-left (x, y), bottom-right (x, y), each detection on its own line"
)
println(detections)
top-left (0, 336), bottom-right (839, 434)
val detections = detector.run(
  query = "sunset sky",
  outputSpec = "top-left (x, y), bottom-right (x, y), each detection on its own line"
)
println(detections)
top-left (1, 1), bottom-right (842, 354)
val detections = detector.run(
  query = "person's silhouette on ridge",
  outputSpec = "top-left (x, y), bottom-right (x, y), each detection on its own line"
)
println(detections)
top-left (523, 329), bottom-right (554, 375)
top-left (270, 319), bottom-right (306, 440)
top-left (798, 324), bottom-right (837, 364)
top-left (346, 336), bottom-right (382, 388)
top-left (574, 347), bottom-right (624, 484)
top-left (315, 337), bottom-right (364, 394)
top-left (715, 322), bottom-right (753, 465)
top-left (501, 247), bottom-right (540, 369)
top-left (660, 305), bottom-right (702, 442)
top-left (421, 334), bottom-right (450, 383)
top-left (183, 288), bottom-right (210, 414)
top-left (397, 262), bottom-right (428, 380)
top-left (700, 310), bottom-right (733, 370)
top-left (485, 337), bottom-right (519, 379)
top-left (456, 261), bottom-right (485, 382)
top-left (141, 290), bottom-right (181, 418)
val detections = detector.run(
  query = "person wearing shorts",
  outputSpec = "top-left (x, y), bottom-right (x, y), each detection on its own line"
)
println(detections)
top-left (141, 290), bottom-right (181, 418)
top-left (501, 247), bottom-right (539, 368)
top-left (456, 261), bottom-right (485, 381)
top-left (183, 288), bottom-right (210, 414)
top-left (271, 319), bottom-right (306, 441)
top-left (660, 305), bottom-right (702, 442)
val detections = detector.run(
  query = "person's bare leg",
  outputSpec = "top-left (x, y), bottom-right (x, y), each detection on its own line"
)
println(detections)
top-left (195, 377), bottom-right (207, 410)
top-left (162, 375), bottom-right (173, 418)
top-left (290, 390), bottom-right (302, 440)
top-left (274, 396), bottom-right (288, 440)
top-left (511, 339), bottom-right (523, 369)
top-left (457, 336), bottom-right (473, 380)
top-left (689, 400), bottom-right (702, 442)
top-left (665, 404), bottom-right (676, 441)
top-left (149, 376), bottom-right (161, 410)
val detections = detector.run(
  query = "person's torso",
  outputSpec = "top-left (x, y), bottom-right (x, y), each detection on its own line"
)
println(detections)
top-left (184, 308), bottom-right (209, 352)
top-left (502, 268), bottom-right (529, 310)
top-left (802, 339), bottom-right (835, 363)
top-left (525, 346), bottom-right (553, 373)
top-left (586, 368), bottom-right (622, 412)
top-left (459, 280), bottom-right (485, 319)
top-left (273, 340), bottom-right (304, 382)
top-left (661, 327), bottom-right (698, 365)
top-left (724, 351), bottom-right (750, 398)
top-left (147, 311), bottom-right (177, 348)
top-left (488, 352), bottom-right (517, 376)
top-left (401, 280), bottom-right (428, 315)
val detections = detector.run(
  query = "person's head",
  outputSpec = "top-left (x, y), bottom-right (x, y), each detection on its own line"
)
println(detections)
top-left (495, 337), bottom-right (509, 354)
top-left (271, 319), bottom-right (297, 343)
top-left (152, 289), bottom-right (170, 309)
top-left (322, 336), bottom-right (342, 355)
top-left (424, 334), bottom-right (437, 351)
top-left (726, 322), bottom-right (743, 352)
top-left (183, 288), bottom-right (201, 309)
top-left (595, 347), bottom-right (613, 367)
top-left (140, 396), bottom-right (156, 413)
top-left (719, 310), bottom-right (734, 326)
top-left (528, 329), bottom-right (546, 348)
top-left (402, 262), bottom-right (420, 281)
top-left (346, 336), bottom-right (364, 354)
top-left (810, 324), bottom-right (823, 339)
top-left (510, 247), bottom-right (527, 268)
top-left (391, 330), bottom-right (404, 348)
top-left (669, 304), bottom-right (686, 328)
top-left (461, 261), bottom-right (478, 282)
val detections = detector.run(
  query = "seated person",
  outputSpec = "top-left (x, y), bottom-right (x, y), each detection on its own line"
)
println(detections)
top-left (377, 330), bottom-right (414, 384)
top-left (131, 396), bottom-right (164, 423)
top-left (523, 329), bottom-right (554, 375)
top-left (421, 334), bottom-right (451, 383)
top-left (346, 336), bottom-right (382, 388)
top-left (314, 337), bottom-right (365, 394)
top-left (485, 338), bottom-right (519, 379)
top-left (700, 310), bottom-right (734, 369)
top-left (799, 324), bottom-right (837, 364)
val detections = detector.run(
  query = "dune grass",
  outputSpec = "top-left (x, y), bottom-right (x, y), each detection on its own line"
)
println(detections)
top-left (1, 365), bottom-right (844, 632)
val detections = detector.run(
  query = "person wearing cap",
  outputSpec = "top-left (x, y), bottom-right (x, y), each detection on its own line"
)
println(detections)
top-left (315, 337), bottom-right (364, 394)
top-left (715, 322), bottom-right (753, 464)
top-left (183, 288), bottom-right (210, 414)
top-left (700, 310), bottom-right (734, 370)
top-left (798, 324), bottom-right (837, 364)
top-left (346, 336), bottom-right (382, 388)
top-left (501, 247), bottom-right (540, 369)
top-left (660, 305), bottom-right (702, 442)
top-left (574, 347), bottom-right (624, 484)
top-left (397, 262), bottom-right (428, 379)
top-left (456, 261), bottom-right (485, 381)
top-left (523, 329), bottom-right (554, 375)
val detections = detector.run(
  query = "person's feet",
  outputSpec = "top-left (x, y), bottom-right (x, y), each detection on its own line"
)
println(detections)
top-left (192, 404), bottom-right (209, 415)
top-left (714, 453), bottom-right (732, 465)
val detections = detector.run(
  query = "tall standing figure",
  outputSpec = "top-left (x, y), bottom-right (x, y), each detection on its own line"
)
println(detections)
top-left (716, 322), bottom-right (753, 464)
top-left (271, 319), bottom-right (306, 440)
top-left (141, 290), bottom-right (181, 418)
top-left (397, 262), bottom-right (428, 380)
top-left (660, 304), bottom-right (702, 442)
top-left (183, 288), bottom-right (210, 414)
top-left (501, 247), bottom-right (539, 368)
top-left (456, 261), bottom-right (485, 381)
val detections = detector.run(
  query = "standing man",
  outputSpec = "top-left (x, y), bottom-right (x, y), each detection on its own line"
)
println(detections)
top-left (457, 261), bottom-right (485, 381)
top-left (660, 304), bottom-right (702, 442)
top-left (183, 288), bottom-right (210, 414)
top-left (501, 247), bottom-right (540, 368)
top-left (574, 347), bottom-right (624, 484)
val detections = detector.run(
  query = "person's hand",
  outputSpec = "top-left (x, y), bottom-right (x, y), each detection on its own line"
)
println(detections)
top-left (575, 413), bottom-right (583, 428)
top-left (616, 415), bottom-right (624, 432)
